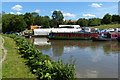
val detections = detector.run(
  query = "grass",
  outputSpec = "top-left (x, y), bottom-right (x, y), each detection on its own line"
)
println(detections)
top-left (0, 23), bottom-right (1, 30)
top-left (92, 24), bottom-right (120, 29)
top-left (0, 23), bottom-right (2, 33)
top-left (2, 36), bottom-right (37, 78)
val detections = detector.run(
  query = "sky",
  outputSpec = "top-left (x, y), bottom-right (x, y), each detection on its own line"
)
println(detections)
top-left (2, 2), bottom-right (118, 20)
top-left (2, 0), bottom-right (120, 2)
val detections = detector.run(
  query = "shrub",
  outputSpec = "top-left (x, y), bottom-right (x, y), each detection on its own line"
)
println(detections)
top-left (6, 34), bottom-right (75, 80)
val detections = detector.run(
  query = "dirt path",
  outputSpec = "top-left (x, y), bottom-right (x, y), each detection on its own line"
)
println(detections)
top-left (0, 35), bottom-right (7, 64)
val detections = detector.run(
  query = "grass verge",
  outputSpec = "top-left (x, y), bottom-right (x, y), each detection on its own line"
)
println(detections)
top-left (92, 24), bottom-right (120, 29)
top-left (2, 36), bottom-right (36, 78)
top-left (7, 34), bottom-right (75, 80)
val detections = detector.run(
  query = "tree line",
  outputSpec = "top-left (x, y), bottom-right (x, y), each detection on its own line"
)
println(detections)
top-left (2, 11), bottom-right (120, 33)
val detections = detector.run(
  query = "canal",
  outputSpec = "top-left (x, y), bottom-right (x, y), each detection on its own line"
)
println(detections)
top-left (28, 37), bottom-right (120, 78)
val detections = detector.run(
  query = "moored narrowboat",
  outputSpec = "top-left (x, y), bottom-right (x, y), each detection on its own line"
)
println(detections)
top-left (117, 32), bottom-right (120, 42)
top-left (92, 32), bottom-right (118, 41)
top-left (47, 32), bottom-right (98, 40)
top-left (117, 37), bottom-right (120, 42)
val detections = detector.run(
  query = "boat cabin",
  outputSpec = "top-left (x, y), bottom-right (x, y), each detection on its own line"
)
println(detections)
top-left (48, 32), bottom-right (98, 40)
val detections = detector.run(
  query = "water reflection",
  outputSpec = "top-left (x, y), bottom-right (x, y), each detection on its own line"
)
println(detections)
top-left (28, 38), bottom-right (119, 78)
top-left (48, 40), bottom-right (120, 56)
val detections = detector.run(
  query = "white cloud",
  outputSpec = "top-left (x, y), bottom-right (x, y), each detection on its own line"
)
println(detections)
top-left (35, 9), bottom-right (40, 13)
top-left (90, 3), bottom-right (102, 8)
top-left (51, 10), bottom-right (63, 13)
top-left (11, 5), bottom-right (23, 11)
top-left (16, 12), bottom-right (22, 15)
top-left (51, 11), bottom-right (53, 13)
top-left (63, 13), bottom-right (76, 19)
top-left (83, 14), bottom-right (96, 18)
top-left (10, 12), bottom-right (14, 14)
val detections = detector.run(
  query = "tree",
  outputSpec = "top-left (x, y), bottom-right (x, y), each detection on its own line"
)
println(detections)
top-left (66, 20), bottom-right (76, 25)
top-left (88, 18), bottom-right (101, 26)
top-left (50, 19), bottom-right (58, 28)
top-left (24, 13), bottom-right (34, 29)
top-left (31, 12), bottom-right (39, 17)
top-left (112, 15), bottom-right (120, 23)
top-left (34, 15), bottom-right (50, 28)
top-left (76, 18), bottom-right (88, 27)
top-left (2, 14), bottom-right (14, 33)
top-left (52, 10), bottom-right (64, 27)
top-left (102, 13), bottom-right (112, 24)
top-left (2, 14), bottom-right (27, 33)
top-left (10, 15), bottom-right (27, 32)
top-left (42, 16), bottom-right (50, 28)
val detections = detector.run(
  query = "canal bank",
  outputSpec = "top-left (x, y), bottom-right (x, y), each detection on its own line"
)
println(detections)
top-left (1, 35), bottom-right (36, 78)
top-left (4, 35), bottom-right (75, 79)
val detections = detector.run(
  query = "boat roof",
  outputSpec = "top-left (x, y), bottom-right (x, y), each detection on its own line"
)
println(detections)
top-left (59, 25), bottom-right (80, 28)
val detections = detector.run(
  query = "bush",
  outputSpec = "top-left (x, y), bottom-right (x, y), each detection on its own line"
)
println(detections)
top-left (6, 34), bottom-right (75, 80)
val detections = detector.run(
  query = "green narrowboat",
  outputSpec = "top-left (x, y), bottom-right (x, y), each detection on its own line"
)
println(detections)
top-left (47, 32), bottom-right (98, 40)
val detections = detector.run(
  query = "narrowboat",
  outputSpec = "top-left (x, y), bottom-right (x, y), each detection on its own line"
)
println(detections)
top-left (91, 37), bottom-right (112, 41)
top-left (117, 32), bottom-right (120, 42)
top-left (92, 32), bottom-right (118, 41)
top-left (47, 32), bottom-right (98, 40)
top-left (117, 37), bottom-right (120, 42)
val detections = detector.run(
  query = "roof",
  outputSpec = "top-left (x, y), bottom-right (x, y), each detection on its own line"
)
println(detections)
top-left (109, 32), bottom-right (118, 34)
top-left (59, 25), bottom-right (80, 28)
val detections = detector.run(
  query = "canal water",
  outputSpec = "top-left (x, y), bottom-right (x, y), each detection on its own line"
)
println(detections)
top-left (28, 37), bottom-right (120, 78)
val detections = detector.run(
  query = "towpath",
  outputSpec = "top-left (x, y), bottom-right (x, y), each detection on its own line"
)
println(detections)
top-left (0, 35), bottom-right (7, 64)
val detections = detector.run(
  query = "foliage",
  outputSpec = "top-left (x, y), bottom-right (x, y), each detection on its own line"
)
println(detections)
top-left (102, 13), bottom-right (112, 24)
top-left (112, 15), bottom-right (120, 23)
top-left (77, 18), bottom-right (88, 27)
top-left (24, 13), bottom-right (34, 28)
top-left (2, 35), bottom-right (36, 78)
top-left (34, 15), bottom-right (50, 28)
top-left (66, 20), bottom-right (76, 25)
top-left (52, 10), bottom-right (64, 27)
top-left (52, 10), bottom-right (64, 22)
top-left (0, 13), bottom-right (1, 32)
top-left (7, 34), bottom-right (75, 80)
top-left (2, 14), bottom-right (27, 33)
top-left (2, 12), bottom-right (120, 33)
top-left (88, 18), bottom-right (101, 26)
top-left (49, 19), bottom-right (58, 28)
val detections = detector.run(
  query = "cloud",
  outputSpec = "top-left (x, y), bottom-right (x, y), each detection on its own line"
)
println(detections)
top-left (90, 3), bottom-right (102, 8)
top-left (10, 12), bottom-right (14, 14)
top-left (51, 11), bottom-right (53, 13)
top-left (11, 5), bottom-right (23, 11)
top-left (63, 13), bottom-right (76, 19)
top-left (35, 9), bottom-right (40, 13)
top-left (51, 10), bottom-right (63, 13)
top-left (16, 12), bottom-right (22, 15)
top-left (83, 14), bottom-right (96, 18)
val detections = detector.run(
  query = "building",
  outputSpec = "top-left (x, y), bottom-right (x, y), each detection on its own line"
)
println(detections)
top-left (59, 25), bottom-right (80, 29)
top-left (30, 25), bottom-right (41, 30)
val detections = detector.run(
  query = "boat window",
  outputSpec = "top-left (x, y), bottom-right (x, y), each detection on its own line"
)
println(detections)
top-left (64, 34), bottom-right (69, 37)
top-left (78, 34), bottom-right (82, 37)
top-left (115, 35), bottom-right (117, 37)
top-left (75, 34), bottom-right (78, 37)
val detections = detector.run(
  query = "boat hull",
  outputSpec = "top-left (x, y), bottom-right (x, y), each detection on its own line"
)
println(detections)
top-left (47, 32), bottom-right (98, 40)
top-left (48, 37), bottom-right (91, 40)
top-left (92, 37), bottom-right (116, 41)
top-left (117, 37), bottom-right (120, 42)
